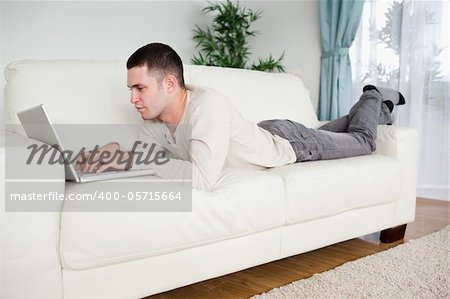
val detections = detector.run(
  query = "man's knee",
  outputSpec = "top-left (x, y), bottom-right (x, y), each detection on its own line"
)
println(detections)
top-left (352, 132), bottom-right (376, 154)
top-left (364, 136), bottom-right (377, 153)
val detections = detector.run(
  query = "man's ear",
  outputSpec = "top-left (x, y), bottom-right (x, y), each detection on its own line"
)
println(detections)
top-left (164, 74), bottom-right (177, 93)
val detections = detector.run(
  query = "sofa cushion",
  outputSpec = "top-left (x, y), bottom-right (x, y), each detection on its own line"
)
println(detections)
top-left (270, 154), bottom-right (403, 224)
top-left (184, 65), bottom-right (319, 127)
top-left (60, 168), bottom-right (285, 270)
top-left (4, 61), bottom-right (318, 128)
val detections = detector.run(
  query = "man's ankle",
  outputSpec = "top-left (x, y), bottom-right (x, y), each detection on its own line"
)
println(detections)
top-left (363, 85), bottom-right (405, 106)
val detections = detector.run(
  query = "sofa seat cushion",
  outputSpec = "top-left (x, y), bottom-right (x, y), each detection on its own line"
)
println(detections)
top-left (60, 168), bottom-right (285, 270)
top-left (270, 154), bottom-right (403, 224)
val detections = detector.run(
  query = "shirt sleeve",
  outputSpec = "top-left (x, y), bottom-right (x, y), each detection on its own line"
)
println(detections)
top-left (189, 96), bottom-right (231, 191)
top-left (132, 123), bottom-right (192, 183)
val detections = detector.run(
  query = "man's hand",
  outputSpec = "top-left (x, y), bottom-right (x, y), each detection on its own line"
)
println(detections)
top-left (75, 142), bottom-right (133, 173)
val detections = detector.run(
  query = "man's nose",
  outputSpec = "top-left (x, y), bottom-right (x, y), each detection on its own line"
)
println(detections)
top-left (130, 91), bottom-right (138, 104)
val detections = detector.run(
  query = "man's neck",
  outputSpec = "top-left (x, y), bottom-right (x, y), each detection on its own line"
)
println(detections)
top-left (159, 87), bottom-right (187, 131)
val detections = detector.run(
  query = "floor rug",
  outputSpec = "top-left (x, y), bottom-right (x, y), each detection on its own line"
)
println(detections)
top-left (252, 226), bottom-right (449, 298)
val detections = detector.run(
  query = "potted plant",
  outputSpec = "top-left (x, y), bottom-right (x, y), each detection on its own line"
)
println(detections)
top-left (192, 0), bottom-right (285, 72)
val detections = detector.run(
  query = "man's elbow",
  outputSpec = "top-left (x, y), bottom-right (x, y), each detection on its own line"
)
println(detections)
top-left (192, 173), bottom-right (218, 192)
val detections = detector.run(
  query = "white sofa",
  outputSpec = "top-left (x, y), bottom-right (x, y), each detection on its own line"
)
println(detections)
top-left (1, 60), bottom-right (418, 299)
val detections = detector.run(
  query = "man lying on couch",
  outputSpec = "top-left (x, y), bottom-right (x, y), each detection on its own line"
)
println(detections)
top-left (76, 42), bottom-right (405, 191)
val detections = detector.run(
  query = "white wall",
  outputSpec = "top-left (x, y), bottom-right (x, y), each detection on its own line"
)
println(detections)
top-left (0, 1), bottom-right (321, 125)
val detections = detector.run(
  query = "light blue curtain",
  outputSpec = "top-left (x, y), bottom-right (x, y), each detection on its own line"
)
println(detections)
top-left (319, 0), bottom-right (364, 120)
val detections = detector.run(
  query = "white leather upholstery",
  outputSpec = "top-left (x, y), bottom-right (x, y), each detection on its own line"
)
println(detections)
top-left (375, 125), bottom-right (419, 222)
top-left (60, 168), bottom-right (285, 270)
top-left (1, 60), bottom-right (418, 299)
top-left (184, 64), bottom-right (319, 127)
top-left (4, 60), bottom-right (135, 125)
top-left (1, 132), bottom-right (65, 299)
top-left (4, 61), bottom-right (318, 127)
top-left (271, 154), bottom-right (403, 224)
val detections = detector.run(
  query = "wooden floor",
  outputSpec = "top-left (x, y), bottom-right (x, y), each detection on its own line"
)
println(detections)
top-left (148, 198), bottom-right (449, 299)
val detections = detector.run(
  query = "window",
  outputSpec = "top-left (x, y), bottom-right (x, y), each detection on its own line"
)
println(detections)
top-left (350, 0), bottom-right (449, 200)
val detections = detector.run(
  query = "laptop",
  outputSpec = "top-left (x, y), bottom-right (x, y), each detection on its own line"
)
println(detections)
top-left (17, 104), bottom-right (156, 183)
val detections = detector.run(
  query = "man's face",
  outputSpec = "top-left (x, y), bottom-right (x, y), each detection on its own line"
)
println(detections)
top-left (127, 65), bottom-right (168, 120)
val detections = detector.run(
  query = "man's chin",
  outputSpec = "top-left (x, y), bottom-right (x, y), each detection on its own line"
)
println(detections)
top-left (140, 112), bottom-right (155, 121)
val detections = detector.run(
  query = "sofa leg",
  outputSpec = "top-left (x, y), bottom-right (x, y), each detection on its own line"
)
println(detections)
top-left (379, 224), bottom-right (407, 243)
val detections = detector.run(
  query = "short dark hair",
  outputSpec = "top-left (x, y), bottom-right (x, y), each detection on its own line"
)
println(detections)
top-left (126, 43), bottom-right (185, 88)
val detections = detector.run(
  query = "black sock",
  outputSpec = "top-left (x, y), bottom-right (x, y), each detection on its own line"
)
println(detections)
top-left (363, 85), bottom-right (379, 93)
top-left (363, 85), bottom-right (406, 106)
top-left (383, 101), bottom-right (394, 113)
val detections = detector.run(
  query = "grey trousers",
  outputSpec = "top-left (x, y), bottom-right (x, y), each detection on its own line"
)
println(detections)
top-left (257, 89), bottom-right (393, 162)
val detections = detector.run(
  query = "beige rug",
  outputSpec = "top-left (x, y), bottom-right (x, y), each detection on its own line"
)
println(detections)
top-left (252, 226), bottom-right (450, 298)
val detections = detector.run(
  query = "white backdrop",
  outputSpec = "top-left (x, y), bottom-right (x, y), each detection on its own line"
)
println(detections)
top-left (0, 0), bottom-right (322, 126)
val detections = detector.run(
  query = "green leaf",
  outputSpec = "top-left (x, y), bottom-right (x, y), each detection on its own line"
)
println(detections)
top-left (192, 0), bottom-right (285, 72)
top-left (251, 52), bottom-right (286, 73)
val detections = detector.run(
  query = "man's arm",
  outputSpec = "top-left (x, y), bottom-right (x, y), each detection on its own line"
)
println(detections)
top-left (132, 124), bottom-right (193, 182)
top-left (188, 98), bottom-right (232, 191)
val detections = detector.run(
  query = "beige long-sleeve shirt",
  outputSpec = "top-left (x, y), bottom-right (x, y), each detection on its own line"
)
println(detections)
top-left (135, 85), bottom-right (296, 191)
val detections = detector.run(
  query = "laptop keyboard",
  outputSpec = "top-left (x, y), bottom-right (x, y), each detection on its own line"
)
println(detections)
top-left (76, 170), bottom-right (120, 177)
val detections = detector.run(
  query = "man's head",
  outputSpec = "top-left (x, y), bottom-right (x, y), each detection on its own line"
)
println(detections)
top-left (127, 43), bottom-right (186, 121)
top-left (126, 43), bottom-right (185, 88)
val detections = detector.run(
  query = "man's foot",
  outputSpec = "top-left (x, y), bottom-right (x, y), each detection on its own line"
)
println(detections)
top-left (383, 100), bottom-right (394, 113)
top-left (363, 85), bottom-right (405, 112)
top-left (380, 102), bottom-right (393, 125)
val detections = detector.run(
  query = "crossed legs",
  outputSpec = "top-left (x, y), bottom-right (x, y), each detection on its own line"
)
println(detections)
top-left (258, 86), bottom-right (405, 162)
top-left (319, 85), bottom-right (405, 133)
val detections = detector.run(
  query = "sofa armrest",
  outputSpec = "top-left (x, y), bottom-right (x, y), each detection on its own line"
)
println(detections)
top-left (375, 125), bottom-right (417, 159)
top-left (1, 131), bottom-right (64, 299)
top-left (375, 125), bottom-right (419, 224)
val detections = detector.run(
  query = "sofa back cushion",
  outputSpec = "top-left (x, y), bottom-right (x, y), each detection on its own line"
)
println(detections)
top-left (4, 60), bottom-right (134, 125)
top-left (4, 60), bottom-right (318, 127)
top-left (184, 65), bottom-right (318, 126)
